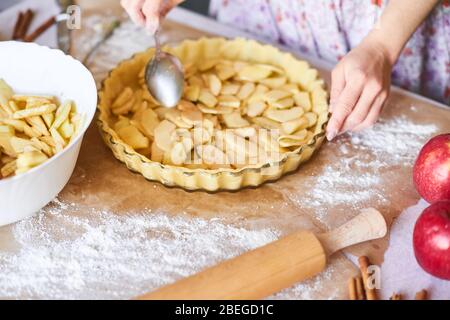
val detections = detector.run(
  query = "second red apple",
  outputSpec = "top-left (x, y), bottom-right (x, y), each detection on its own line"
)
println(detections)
top-left (413, 134), bottom-right (450, 203)
top-left (413, 201), bottom-right (450, 280)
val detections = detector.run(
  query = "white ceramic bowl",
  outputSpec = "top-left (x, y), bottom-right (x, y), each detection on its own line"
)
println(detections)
top-left (0, 41), bottom-right (97, 226)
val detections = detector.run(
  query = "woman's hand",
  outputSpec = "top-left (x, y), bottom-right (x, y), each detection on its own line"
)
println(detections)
top-left (327, 37), bottom-right (393, 141)
top-left (121, 0), bottom-right (183, 34)
top-left (326, 0), bottom-right (441, 141)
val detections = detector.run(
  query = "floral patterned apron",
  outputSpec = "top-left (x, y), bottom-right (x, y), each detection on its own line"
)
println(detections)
top-left (210, 0), bottom-right (450, 105)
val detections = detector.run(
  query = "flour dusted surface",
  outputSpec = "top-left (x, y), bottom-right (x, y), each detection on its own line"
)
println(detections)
top-left (0, 111), bottom-right (437, 299)
top-left (295, 116), bottom-right (438, 224)
top-left (0, 201), bottom-right (343, 300)
top-left (0, 15), bottom-right (444, 300)
top-left (0, 202), bottom-right (280, 299)
top-left (349, 117), bottom-right (438, 162)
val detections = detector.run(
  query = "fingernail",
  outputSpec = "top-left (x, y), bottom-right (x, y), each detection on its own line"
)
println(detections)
top-left (327, 129), bottom-right (337, 141)
top-left (146, 18), bottom-right (160, 35)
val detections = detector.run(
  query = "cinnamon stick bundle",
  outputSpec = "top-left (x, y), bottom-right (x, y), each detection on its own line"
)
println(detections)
top-left (359, 256), bottom-right (378, 300)
top-left (348, 259), bottom-right (430, 301)
top-left (23, 16), bottom-right (56, 43)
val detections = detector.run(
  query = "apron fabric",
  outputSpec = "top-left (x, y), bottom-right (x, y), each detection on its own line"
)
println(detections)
top-left (209, 0), bottom-right (450, 105)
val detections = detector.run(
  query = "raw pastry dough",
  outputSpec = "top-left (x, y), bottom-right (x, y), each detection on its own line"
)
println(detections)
top-left (98, 38), bottom-right (329, 191)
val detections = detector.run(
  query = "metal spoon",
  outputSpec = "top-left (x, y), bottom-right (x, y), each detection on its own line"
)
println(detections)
top-left (145, 27), bottom-right (184, 108)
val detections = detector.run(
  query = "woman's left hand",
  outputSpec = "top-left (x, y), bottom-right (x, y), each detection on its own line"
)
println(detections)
top-left (327, 37), bottom-right (393, 141)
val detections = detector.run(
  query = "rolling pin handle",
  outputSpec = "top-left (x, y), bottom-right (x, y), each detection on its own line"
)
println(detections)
top-left (317, 208), bottom-right (387, 256)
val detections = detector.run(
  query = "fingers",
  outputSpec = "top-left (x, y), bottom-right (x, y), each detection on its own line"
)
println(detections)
top-left (330, 64), bottom-right (346, 112)
top-left (122, 0), bottom-right (174, 34)
top-left (121, 0), bottom-right (146, 27)
top-left (352, 90), bottom-right (389, 132)
top-left (326, 71), bottom-right (365, 141)
top-left (142, 0), bottom-right (162, 34)
top-left (340, 81), bottom-right (381, 132)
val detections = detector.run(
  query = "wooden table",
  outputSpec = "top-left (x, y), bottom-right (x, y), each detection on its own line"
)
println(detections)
top-left (0, 3), bottom-right (449, 300)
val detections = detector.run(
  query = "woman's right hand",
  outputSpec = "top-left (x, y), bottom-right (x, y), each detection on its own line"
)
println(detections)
top-left (121, 0), bottom-right (183, 34)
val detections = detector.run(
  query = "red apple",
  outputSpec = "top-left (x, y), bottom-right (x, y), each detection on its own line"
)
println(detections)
top-left (413, 201), bottom-right (450, 280)
top-left (413, 134), bottom-right (450, 203)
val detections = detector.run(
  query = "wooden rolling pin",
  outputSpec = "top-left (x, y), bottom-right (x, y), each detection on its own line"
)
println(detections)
top-left (137, 208), bottom-right (387, 300)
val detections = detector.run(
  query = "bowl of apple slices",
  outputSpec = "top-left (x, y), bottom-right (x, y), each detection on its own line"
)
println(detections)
top-left (0, 41), bottom-right (97, 226)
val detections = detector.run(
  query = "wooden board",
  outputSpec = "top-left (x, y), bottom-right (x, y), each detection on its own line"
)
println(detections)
top-left (0, 3), bottom-right (449, 300)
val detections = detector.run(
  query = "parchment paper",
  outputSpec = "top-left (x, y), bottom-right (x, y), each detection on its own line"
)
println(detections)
top-left (0, 2), bottom-right (449, 300)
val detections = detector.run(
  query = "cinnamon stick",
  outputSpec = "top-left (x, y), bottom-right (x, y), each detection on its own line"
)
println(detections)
top-left (415, 289), bottom-right (428, 300)
top-left (348, 277), bottom-right (357, 300)
top-left (355, 277), bottom-right (366, 300)
top-left (23, 15), bottom-right (56, 43)
top-left (358, 256), bottom-right (378, 300)
top-left (16, 9), bottom-right (34, 40)
top-left (390, 293), bottom-right (402, 300)
top-left (12, 12), bottom-right (24, 40)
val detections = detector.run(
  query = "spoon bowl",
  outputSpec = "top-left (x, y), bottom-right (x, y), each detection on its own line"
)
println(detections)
top-left (145, 50), bottom-right (184, 108)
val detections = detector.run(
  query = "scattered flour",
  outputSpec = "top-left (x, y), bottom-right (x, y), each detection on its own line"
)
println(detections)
top-left (307, 166), bottom-right (382, 207)
top-left (0, 200), bottom-right (340, 300)
top-left (0, 201), bottom-right (281, 300)
top-left (273, 267), bottom-right (338, 300)
top-left (349, 116), bottom-right (438, 162)
top-left (300, 116), bottom-right (438, 223)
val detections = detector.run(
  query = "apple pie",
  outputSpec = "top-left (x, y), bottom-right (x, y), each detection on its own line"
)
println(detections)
top-left (98, 38), bottom-right (329, 191)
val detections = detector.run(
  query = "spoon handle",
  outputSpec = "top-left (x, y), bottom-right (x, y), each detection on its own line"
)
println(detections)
top-left (154, 27), bottom-right (162, 58)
